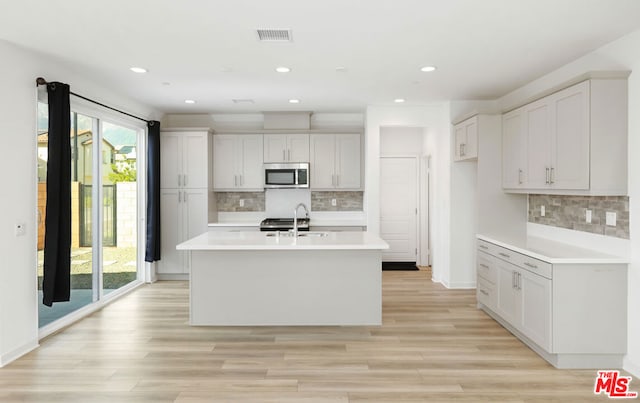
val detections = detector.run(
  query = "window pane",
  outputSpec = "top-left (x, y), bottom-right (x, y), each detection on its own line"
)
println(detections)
top-left (102, 121), bottom-right (138, 294)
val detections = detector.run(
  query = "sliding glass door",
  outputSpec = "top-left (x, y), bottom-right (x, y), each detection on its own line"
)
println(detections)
top-left (37, 100), bottom-right (143, 328)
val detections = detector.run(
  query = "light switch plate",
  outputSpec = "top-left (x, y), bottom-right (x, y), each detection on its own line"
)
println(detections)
top-left (586, 209), bottom-right (592, 223)
top-left (331, 198), bottom-right (337, 207)
top-left (540, 205), bottom-right (545, 217)
top-left (239, 199), bottom-right (245, 207)
top-left (606, 212), bottom-right (617, 227)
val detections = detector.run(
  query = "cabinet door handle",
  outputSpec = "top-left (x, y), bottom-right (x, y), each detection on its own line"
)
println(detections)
top-left (480, 289), bottom-right (489, 296)
top-left (524, 262), bottom-right (538, 269)
top-left (518, 169), bottom-right (523, 185)
top-left (479, 244), bottom-right (488, 250)
top-left (234, 175), bottom-right (238, 186)
top-left (479, 263), bottom-right (489, 269)
top-left (178, 191), bottom-right (182, 203)
top-left (178, 174), bottom-right (181, 187)
top-left (545, 167), bottom-right (550, 184)
top-left (550, 167), bottom-right (555, 184)
top-left (498, 252), bottom-right (510, 259)
top-left (512, 272), bottom-right (516, 288)
top-left (283, 150), bottom-right (286, 161)
top-left (183, 174), bottom-right (188, 187)
top-left (184, 191), bottom-right (188, 202)
top-left (240, 175), bottom-right (243, 186)
top-left (288, 149), bottom-right (291, 161)
top-left (517, 272), bottom-right (522, 290)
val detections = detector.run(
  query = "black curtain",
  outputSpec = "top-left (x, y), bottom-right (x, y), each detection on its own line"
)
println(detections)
top-left (42, 82), bottom-right (71, 307)
top-left (145, 121), bottom-right (161, 262)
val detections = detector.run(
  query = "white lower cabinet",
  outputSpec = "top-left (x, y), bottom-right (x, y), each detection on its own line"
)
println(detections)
top-left (158, 188), bottom-right (208, 275)
top-left (477, 238), bottom-right (626, 368)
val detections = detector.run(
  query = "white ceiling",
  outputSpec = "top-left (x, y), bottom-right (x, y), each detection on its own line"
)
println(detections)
top-left (2, 0), bottom-right (640, 114)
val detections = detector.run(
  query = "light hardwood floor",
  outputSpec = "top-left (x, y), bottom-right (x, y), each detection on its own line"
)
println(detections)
top-left (1, 270), bottom-right (619, 402)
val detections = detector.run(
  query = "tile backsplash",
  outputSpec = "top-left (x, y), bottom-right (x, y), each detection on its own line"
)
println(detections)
top-left (215, 192), bottom-right (265, 212)
top-left (528, 195), bottom-right (629, 239)
top-left (311, 191), bottom-right (364, 211)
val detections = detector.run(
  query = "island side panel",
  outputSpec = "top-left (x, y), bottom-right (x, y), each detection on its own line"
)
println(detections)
top-left (189, 249), bottom-right (382, 326)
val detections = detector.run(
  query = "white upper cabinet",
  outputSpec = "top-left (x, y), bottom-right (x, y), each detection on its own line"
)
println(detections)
top-left (453, 116), bottom-right (478, 161)
top-left (263, 134), bottom-right (310, 163)
top-left (213, 134), bottom-right (263, 191)
top-left (160, 130), bottom-right (211, 189)
top-left (502, 109), bottom-right (527, 189)
top-left (502, 76), bottom-right (628, 195)
top-left (310, 134), bottom-right (361, 190)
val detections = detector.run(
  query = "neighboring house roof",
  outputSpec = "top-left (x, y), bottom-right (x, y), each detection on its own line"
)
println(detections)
top-left (37, 129), bottom-right (93, 144)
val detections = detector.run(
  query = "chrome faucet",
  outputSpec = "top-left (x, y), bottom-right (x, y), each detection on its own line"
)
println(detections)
top-left (293, 202), bottom-right (309, 237)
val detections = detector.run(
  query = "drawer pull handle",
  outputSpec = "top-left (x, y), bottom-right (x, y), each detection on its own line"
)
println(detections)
top-left (524, 262), bottom-right (538, 269)
top-left (479, 245), bottom-right (489, 250)
top-left (499, 252), bottom-right (510, 258)
top-left (479, 264), bottom-right (489, 269)
top-left (480, 289), bottom-right (489, 296)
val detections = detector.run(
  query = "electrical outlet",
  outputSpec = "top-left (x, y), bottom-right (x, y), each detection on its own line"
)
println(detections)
top-left (331, 198), bottom-right (337, 207)
top-left (540, 205), bottom-right (545, 217)
top-left (585, 209), bottom-right (592, 223)
top-left (15, 222), bottom-right (26, 236)
top-left (239, 199), bottom-right (245, 207)
top-left (606, 211), bottom-right (617, 227)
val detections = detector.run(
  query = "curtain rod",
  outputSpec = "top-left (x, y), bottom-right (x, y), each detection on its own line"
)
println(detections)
top-left (36, 77), bottom-right (155, 126)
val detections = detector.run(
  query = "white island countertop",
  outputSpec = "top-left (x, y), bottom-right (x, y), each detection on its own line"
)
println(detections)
top-left (477, 234), bottom-right (628, 264)
top-left (178, 231), bottom-right (389, 251)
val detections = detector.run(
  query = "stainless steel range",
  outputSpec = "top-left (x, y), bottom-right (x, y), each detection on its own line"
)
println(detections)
top-left (259, 218), bottom-right (310, 232)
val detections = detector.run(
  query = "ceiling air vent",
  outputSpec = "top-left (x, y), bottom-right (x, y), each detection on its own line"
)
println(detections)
top-left (256, 29), bottom-right (292, 42)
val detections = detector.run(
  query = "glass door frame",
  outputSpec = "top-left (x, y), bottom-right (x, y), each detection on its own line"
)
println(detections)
top-left (38, 97), bottom-right (147, 338)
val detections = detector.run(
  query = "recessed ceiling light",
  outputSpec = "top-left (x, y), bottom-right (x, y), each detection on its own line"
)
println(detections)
top-left (420, 66), bottom-right (437, 72)
top-left (276, 66), bottom-right (291, 73)
top-left (162, 82), bottom-right (171, 86)
top-left (130, 67), bottom-right (147, 73)
top-left (335, 66), bottom-right (348, 72)
top-left (394, 98), bottom-right (405, 103)
top-left (184, 99), bottom-right (196, 104)
top-left (289, 99), bottom-right (300, 104)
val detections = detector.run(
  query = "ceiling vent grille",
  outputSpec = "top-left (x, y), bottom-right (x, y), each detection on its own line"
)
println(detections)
top-left (256, 29), bottom-right (292, 42)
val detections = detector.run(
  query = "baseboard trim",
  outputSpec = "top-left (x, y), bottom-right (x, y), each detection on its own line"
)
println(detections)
top-left (157, 274), bottom-right (189, 281)
top-left (440, 279), bottom-right (476, 289)
top-left (624, 358), bottom-right (640, 377)
top-left (0, 338), bottom-right (39, 368)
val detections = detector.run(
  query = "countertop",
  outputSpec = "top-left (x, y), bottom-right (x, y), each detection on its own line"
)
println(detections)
top-left (177, 231), bottom-right (389, 251)
top-left (477, 234), bottom-right (628, 264)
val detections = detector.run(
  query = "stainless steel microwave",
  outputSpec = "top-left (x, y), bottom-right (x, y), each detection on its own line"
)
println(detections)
top-left (264, 162), bottom-right (309, 189)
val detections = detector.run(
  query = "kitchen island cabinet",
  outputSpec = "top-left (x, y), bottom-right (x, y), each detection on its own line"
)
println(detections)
top-left (177, 231), bottom-right (388, 326)
top-left (476, 235), bottom-right (628, 368)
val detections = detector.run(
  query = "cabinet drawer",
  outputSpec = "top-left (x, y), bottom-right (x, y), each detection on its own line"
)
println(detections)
top-left (477, 252), bottom-right (497, 284)
top-left (512, 254), bottom-right (552, 279)
top-left (477, 277), bottom-right (496, 310)
top-left (477, 239), bottom-right (498, 255)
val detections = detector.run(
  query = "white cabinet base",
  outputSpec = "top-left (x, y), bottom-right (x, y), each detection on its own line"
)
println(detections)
top-left (479, 303), bottom-right (624, 369)
top-left (189, 249), bottom-right (381, 326)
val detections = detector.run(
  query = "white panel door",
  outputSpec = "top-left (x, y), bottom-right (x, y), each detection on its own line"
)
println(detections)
top-left (263, 134), bottom-right (287, 163)
top-left (336, 134), bottom-right (361, 189)
top-left (239, 135), bottom-right (264, 189)
top-left (160, 133), bottom-right (181, 189)
top-left (310, 135), bottom-right (336, 189)
top-left (158, 189), bottom-right (183, 274)
top-left (287, 134), bottom-right (310, 162)
top-left (182, 132), bottom-right (208, 188)
top-left (380, 157), bottom-right (417, 262)
top-left (525, 99), bottom-right (552, 189)
top-left (213, 135), bottom-right (238, 190)
top-left (551, 81), bottom-right (590, 190)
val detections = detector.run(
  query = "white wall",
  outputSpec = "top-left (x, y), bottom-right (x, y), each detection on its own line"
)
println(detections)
top-left (0, 39), bottom-right (159, 366)
top-left (495, 29), bottom-right (640, 377)
top-left (365, 105), bottom-right (454, 284)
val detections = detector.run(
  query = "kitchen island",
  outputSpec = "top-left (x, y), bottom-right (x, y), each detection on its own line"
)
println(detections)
top-left (177, 231), bottom-right (388, 326)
